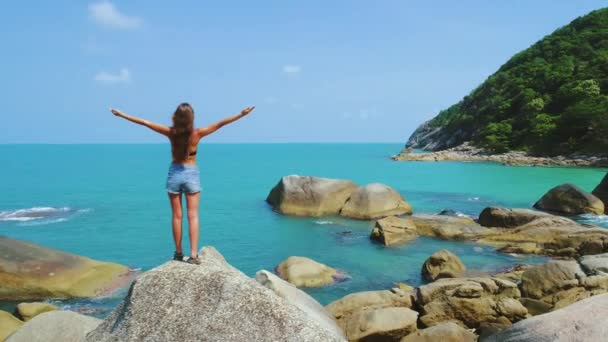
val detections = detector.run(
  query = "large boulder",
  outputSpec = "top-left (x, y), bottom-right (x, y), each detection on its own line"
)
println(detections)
top-left (7, 311), bottom-right (101, 342)
top-left (592, 173), bottom-right (608, 213)
top-left (400, 322), bottom-right (476, 342)
top-left (483, 293), bottom-right (608, 342)
top-left (421, 250), bottom-right (466, 282)
top-left (0, 311), bottom-right (23, 341)
top-left (580, 253), bottom-right (608, 274)
top-left (255, 270), bottom-right (345, 339)
top-left (417, 277), bottom-right (526, 329)
top-left (266, 175), bottom-right (358, 217)
top-left (411, 214), bottom-right (491, 240)
top-left (276, 256), bottom-right (339, 288)
top-left (85, 247), bottom-right (345, 342)
top-left (15, 302), bottom-right (58, 321)
top-left (341, 307), bottom-right (418, 341)
top-left (370, 216), bottom-right (418, 246)
top-left (0, 236), bottom-right (131, 301)
top-left (520, 260), bottom-right (586, 300)
top-left (533, 183), bottom-right (604, 215)
top-left (478, 207), bottom-right (553, 228)
top-left (326, 289), bottom-right (414, 322)
top-left (340, 183), bottom-right (413, 219)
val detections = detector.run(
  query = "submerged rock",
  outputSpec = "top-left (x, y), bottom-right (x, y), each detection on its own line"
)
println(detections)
top-left (370, 216), bottom-right (418, 246)
top-left (15, 302), bottom-right (58, 321)
top-left (86, 247), bottom-right (345, 342)
top-left (0, 311), bottom-right (23, 341)
top-left (7, 311), bottom-right (101, 342)
top-left (533, 183), bottom-right (604, 215)
top-left (483, 293), bottom-right (608, 342)
top-left (266, 175), bottom-right (358, 217)
top-left (478, 207), bottom-right (552, 228)
top-left (0, 236), bottom-right (131, 301)
top-left (340, 183), bottom-right (413, 219)
top-left (421, 250), bottom-right (466, 282)
top-left (593, 173), bottom-right (608, 213)
top-left (276, 256), bottom-right (339, 288)
top-left (400, 322), bottom-right (477, 342)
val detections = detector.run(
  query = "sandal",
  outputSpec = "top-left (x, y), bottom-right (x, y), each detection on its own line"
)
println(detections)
top-left (173, 251), bottom-right (184, 262)
top-left (187, 255), bottom-right (202, 265)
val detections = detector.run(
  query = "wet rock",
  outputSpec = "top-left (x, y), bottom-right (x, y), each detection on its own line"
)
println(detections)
top-left (340, 183), bottom-right (413, 219)
top-left (276, 256), bottom-right (339, 288)
top-left (370, 216), bottom-right (418, 246)
top-left (533, 183), bottom-right (604, 215)
top-left (421, 250), bottom-right (466, 282)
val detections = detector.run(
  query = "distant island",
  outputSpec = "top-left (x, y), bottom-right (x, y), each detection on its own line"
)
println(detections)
top-left (403, 8), bottom-right (608, 158)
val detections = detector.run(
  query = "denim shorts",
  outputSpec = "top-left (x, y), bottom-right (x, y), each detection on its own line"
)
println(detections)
top-left (166, 163), bottom-right (201, 194)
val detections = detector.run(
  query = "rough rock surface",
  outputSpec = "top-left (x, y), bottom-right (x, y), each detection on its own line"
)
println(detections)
top-left (15, 302), bottom-right (58, 321)
top-left (86, 247), bottom-right (345, 342)
top-left (421, 250), bottom-right (466, 282)
top-left (0, 236), bottom-right (131, 300)
top-left (276, 256), bottom-right (339, 288)
top-left (593, 173), bottom-right (608, 213)
top-left (478, 207), bottom-right (552, 228)
top-left (340, 183), bottom-right (413, 219)
top-left (341, 307), bottom-right (418, 341)
top-left (7, 311), bottom-right (101, 342)
top-left (411, 214), bottom-right (491, 240)
top-left (326, 289), bottom-right (414, 321)
top-left (580, 253), bottom-right (608, 274)
top-left (370, 216), bottom-right (418, 246)
top-left (255, 270), bottom-right (344, 339)
top-left (533, 183), bottom-right (604, 215)
top-left (484, 293), bottom-right (608, 342)
top-left (417, 277), bottom-right (526, 329)
top-left (266, 175), bottom-right (358, 217)
top-left (520, 260), bottom-right (586, 299)
top-left (400, 322), bottom-right (477, 342)
top-left (0, 311), bottom-right (23, 341)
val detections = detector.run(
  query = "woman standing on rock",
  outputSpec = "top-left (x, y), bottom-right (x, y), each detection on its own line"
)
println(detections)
top-left (110, 103), bottom-right (255, 264)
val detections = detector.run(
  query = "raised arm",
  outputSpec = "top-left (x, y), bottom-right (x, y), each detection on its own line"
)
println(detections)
top-left (197, 106), bottom-right (255, 137)
top-left (110, 108), bottom-right (171, 137)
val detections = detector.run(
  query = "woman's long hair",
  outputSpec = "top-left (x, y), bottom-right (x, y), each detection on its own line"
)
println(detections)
top-left (170, 103), bottom-right (195, 161)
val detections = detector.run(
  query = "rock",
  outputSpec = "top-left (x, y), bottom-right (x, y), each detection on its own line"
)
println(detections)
top-left (7, 311), bottom-right (101, 342)
top-left (518, 298), bottom-right (552, 316)
top-left (483, 293), bottom-right (608, 342)
top-left (276, 256), bottom-right (339, 288)
top-left (593, 173), bottom-right (608, 213)
top-left (437, 209), bottom-right (468, 217)
top-left (0, 236), bottom-right (131, 301)
top-left (340, 183), bottom-right (413, 219)
top-left (411, 214), bottom-right (491, 240)
top-left (326, 289), bottom-right (414, 321)
top-left (492, 265), bottom-right (531, 284)
top-left (400, 322), bottom-right (476, 342)
top-left (478, 207), bottom-right (553, 228)
top-left (0, 311), bottom-right (23, 341)
top-left (520, 260), bottom-right (585, 299)
top-left (15, 302), bottom-right (58, 321)
top-left (421, 250), bottom-right (466, 282)
top-left (341, 307), bottom-right (418, 341)
top-left (255, 270), bottom-right (345, 339)
top-left (580, 253), bottom-right (608, 274)
top-left (266, 175), bottom-right (358, 217)
top-left (86, 247), bottom-right (345, 342)
top-left (417, 277), bottom-right (526, 329)
top-left (533, 183), bottom-right (604, 215)
top-left (370, 216), bottom-right (418, 246)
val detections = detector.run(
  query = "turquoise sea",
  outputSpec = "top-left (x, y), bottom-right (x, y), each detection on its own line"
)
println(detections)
top-left (1, 144), bottom-right (606, 316)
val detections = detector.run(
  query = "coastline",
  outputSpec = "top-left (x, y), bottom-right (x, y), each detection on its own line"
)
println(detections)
top-left (392, 143), bottom-right (608, 168)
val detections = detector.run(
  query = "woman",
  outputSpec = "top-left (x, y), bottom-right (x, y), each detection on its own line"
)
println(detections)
top-left (110, 103), bottom-right (255, 264)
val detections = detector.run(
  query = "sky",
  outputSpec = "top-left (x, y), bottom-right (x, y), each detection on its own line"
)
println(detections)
top-left (1, 0), bottom-right (606, 143)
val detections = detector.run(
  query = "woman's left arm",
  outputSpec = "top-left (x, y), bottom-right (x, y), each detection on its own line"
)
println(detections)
top-left (111, 108), bottom-right (171, 137)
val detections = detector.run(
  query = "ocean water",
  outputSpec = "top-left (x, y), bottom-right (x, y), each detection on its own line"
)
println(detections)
top-left (1, 144), bottom-right (606, 316)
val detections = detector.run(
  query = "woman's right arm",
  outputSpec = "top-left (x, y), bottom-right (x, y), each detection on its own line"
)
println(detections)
top-left (111, 108), bottom-right (171, 137)
top-left (197, 106), bottom-right (255, 138)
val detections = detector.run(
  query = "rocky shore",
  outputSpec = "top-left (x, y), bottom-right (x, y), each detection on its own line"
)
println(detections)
top-left (391, 143), bottom-right (608, 167)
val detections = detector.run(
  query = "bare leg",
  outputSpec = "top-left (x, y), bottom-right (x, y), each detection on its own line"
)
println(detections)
top-left (168, 193), bottom-right (183, 254)
top-left (186, 192), bottom-right (201, 258)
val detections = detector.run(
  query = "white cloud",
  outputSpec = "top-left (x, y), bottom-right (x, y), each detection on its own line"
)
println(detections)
top-left (94, 68), bottom-right (131, 84)
top-left (89, 2), bottom-right (142, 29)
top-left (282, 65), bottom-right (301, 74)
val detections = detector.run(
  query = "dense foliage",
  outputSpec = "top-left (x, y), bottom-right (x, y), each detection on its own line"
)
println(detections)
top-left (429, 8), bottom-right (608, 155)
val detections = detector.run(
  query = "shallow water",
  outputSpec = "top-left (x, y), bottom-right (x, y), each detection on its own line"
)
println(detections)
top-left (0, 144), bottom-right (606, 315)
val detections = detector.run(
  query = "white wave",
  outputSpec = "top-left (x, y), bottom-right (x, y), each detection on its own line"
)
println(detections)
top-left (314, 220), bottom-right (334, 225)
top-left (576, 214), bottom-right (608, 227)
top-left (467, 197), bottom-right (481, 202)
top-left (0, 206), bottom-right (92, 226)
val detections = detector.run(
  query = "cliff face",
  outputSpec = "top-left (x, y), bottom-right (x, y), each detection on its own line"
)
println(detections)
top-left (406, 7), bottom-right (608, 154)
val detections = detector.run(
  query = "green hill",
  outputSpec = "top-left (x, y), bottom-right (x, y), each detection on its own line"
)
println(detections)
top-left (407, 8), bottom-right (608, 155)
